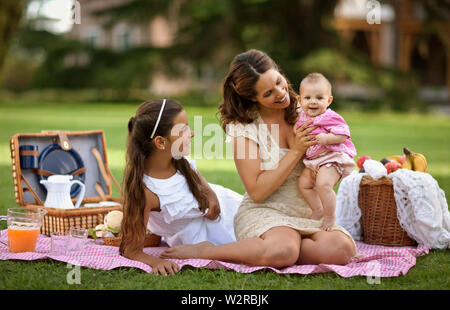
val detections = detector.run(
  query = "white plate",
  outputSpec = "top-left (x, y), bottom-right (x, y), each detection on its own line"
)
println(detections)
top-left (82, 201), bottom-right (121, 208)
top-left (99, 201), bottom-right (121, 207)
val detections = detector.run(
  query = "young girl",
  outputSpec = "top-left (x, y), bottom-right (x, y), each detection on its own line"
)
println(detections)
top-left (119, 99), bottom-right (243, 275)
top-left (296, 73), bottom-right (356, 231)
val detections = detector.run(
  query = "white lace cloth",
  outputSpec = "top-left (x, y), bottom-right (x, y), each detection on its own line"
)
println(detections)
top-left (336, 169), bottom-right (450, 249)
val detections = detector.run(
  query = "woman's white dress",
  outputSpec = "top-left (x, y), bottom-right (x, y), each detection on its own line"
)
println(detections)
top-left (144, 159), bottom-right (243, 247)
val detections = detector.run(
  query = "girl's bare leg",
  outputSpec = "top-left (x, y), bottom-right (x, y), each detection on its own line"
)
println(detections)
top-left (315, 166), bottom-right (340, 231)
top-left (298, 168), bottom-right (323, 220)
top-left (161, 226), bottom-right (301, 268)
top-left (296, 230), bottom-right (355, 265)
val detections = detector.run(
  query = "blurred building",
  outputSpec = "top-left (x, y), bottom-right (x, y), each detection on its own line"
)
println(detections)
top-left (334, 0), bottom-right (449, 102)
top-left (66, 0), bottom-right (192, 94)
top-left (67, 0), bottom-right (174, 49)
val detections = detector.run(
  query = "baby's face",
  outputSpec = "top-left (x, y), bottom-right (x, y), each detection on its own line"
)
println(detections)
top-left (299, 81), bottom-right (333, 117)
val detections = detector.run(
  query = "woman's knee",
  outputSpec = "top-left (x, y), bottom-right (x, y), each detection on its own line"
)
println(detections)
top-left (328, 235), bottom-right (354, 265)
top-left (310, 231), bottom-right (354, 265)
top-left (260, 240), bottom-right (299, 268)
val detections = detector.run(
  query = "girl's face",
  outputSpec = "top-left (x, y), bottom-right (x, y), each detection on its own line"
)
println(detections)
top-left (168, 109), bottom-right (194, 158)
top-left (253, 69), bottom-right (290, 110)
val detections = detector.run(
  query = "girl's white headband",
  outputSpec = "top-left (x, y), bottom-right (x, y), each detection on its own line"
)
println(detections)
top-left (150, 99), bottom-right (166, 139)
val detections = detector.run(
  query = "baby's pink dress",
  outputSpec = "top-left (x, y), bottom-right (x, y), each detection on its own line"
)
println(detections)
top-left (296, 108), bottom-right (356, 178)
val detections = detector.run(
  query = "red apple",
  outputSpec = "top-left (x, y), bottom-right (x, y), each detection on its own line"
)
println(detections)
top-left (357, 155), bottom-right (371, 169)
top-left (385, 161), bottom-right (401, 174)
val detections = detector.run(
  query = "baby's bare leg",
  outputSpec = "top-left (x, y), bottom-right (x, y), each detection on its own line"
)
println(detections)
top-left (298, 168), bottom-right (323, 220)
top-left (315, 166), bottom-right (341, 231)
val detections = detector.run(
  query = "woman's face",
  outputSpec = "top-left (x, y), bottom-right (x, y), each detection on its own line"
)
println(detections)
top-left (253, 69), bottom-right (290, 110)
top-left (168, 109), bottom-right (194, 158)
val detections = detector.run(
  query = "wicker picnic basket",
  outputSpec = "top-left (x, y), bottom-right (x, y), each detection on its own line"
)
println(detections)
top-left (102, 232), bottom-right (161, 247)
top-left (358, 176), bottom-right (417, 246)
top-left (9, 130), bottom-right (123, 235)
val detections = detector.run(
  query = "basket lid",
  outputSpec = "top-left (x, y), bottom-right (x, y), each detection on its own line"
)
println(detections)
top-left (10, 130), bottom-right (117, 206)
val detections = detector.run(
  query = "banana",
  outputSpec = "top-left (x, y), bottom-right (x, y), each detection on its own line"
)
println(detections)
top-left (403, 147), bottom-right (428, 172)
top-left (387, 155), bottom-right (402, 162)
top-left (401, 155), bottom-right (413, 170)
top-left (412, 153), bottom-right (428, 172)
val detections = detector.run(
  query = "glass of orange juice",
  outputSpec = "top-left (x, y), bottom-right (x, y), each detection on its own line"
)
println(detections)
top-left (0, 208), bottom-right (47, 253)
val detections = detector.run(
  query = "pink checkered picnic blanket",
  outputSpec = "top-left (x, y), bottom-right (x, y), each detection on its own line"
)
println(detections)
top-left (0, 230), bottom-right (429, 278)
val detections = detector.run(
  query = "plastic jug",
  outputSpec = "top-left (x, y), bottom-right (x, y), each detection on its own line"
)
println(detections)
top-left (40, 175), bottom-right (86, 209)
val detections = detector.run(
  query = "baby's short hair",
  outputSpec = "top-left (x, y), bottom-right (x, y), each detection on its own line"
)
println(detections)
top-left (300, 72), bottom-right (332, 95)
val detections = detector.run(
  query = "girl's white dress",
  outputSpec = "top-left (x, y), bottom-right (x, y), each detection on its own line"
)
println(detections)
top-left (144, 159), bottom-right (243, 247)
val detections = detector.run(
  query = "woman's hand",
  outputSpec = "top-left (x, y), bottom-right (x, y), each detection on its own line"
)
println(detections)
top-left (203, 192), bottom-right (221, 221)
top-left (151, 258), bottom-right (179, 276)
top-left (292, 119), bottom-right (318, 155)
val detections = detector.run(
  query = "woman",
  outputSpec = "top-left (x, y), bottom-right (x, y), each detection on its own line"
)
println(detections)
top-left (162, 49), bottom-right (357, 268)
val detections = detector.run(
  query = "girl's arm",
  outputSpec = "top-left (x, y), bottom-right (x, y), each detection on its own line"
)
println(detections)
top-left (197, 171), bottom-right (221, 220)
top-left (121, 189), bottom-right (179, 276)
top-left (233, 120), bottom-right (317, 203)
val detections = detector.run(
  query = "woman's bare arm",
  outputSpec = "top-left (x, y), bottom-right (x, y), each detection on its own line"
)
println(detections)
top-left (233, 121), bottom-right (317, 203)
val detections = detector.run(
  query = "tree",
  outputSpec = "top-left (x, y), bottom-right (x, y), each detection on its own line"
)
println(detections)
top-left (94, 0), bottom-right (339, 85)
top-left (0, 0), bottom-right (28, 72)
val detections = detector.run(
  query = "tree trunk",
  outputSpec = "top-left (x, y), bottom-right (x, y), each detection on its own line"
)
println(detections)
top-left (0, 0), bottom-right (27, 73)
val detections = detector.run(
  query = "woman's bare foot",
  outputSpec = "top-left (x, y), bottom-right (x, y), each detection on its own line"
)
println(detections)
top-left (310, 207), bottom-right (323, 221)
top-left (320, 214), bottom-right (336, 231)
top-left (160, 241), bottom-right (214, 259)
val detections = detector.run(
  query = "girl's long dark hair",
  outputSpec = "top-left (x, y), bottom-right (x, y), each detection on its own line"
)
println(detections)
top-left (119, 99), bottom-right (208, 255)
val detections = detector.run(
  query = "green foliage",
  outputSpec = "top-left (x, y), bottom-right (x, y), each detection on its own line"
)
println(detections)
top-left (0, 0), bottom-right (27, 71)
top-left (12, 26), bottom-right (162, 90)
top-left (298, 48), bottom-right (425, 112)
top-left (0, 51), bottom-right (40, 92)
top-left (2, 0), bottom-right (440, 112)
top-left (92, 0), bottom-right (339, 82)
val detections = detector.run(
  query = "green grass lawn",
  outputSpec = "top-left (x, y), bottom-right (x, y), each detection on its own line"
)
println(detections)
top-left (0, 100), bottom-right (449, 290)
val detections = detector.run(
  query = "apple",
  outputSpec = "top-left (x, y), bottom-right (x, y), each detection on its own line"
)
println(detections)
top-left (357, 155), bottom-right (371, 169)
top-left (385, 161), bottom-right (401, 174)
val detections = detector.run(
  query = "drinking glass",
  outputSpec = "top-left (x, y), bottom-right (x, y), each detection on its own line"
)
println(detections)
top-left (67, 227), bottom-right (88, 253)
top-left (50, 232), bottom-right (67, 255)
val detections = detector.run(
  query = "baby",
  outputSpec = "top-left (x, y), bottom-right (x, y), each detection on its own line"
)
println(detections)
top-left (296, 73), bottom-right (356, 231)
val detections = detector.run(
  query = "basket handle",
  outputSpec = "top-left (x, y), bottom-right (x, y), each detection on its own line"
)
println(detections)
top-left (21, 175), bottom-right (43, 205)
top-left (91, 147), bottom-right (122, 195)
top-left (95, 182), bottom-right (107, 201)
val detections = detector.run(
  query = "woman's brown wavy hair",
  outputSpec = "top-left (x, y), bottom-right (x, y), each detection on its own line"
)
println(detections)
top-left (119, 99), bottom-right (208, 255)
top-left (218, 49), bottom-right (298, 131)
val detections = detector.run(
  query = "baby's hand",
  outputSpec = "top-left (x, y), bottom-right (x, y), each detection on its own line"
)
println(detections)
top-left (315, 133), bottom-right (331, 145)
